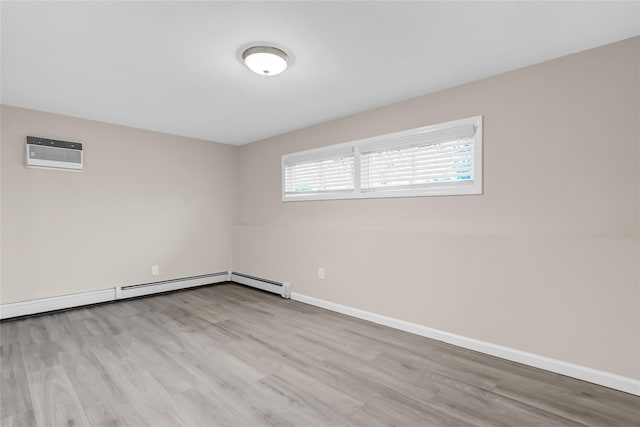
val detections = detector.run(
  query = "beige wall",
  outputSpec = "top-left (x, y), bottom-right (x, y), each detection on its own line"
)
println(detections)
top-left (1, 106), bottom-right (236, 303)
top-left (234, 37), bottom-right (640, 379)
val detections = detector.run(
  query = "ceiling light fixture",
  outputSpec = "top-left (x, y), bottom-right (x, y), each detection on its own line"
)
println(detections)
top-left (242, 46), bottom-right (288, 76)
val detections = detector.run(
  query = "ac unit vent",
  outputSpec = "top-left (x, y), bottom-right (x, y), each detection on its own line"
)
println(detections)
top-left (26, 136), bottom-right (83, 171)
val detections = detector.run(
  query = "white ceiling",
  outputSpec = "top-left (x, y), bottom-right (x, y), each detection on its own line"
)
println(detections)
top-left (2, 1), bottom-right (639, 145)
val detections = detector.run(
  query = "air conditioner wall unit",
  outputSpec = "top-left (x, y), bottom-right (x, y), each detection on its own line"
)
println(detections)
top-left (26, 136), bottom-right (83, 171)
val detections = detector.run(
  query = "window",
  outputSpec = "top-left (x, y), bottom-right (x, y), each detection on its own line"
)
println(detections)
top-left (282, 116), bottom-right (482, 201)
top-left (283, 147), bottom-right (354, 196)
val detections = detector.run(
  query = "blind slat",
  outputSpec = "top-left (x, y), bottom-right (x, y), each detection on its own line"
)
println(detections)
top-left (362, 147), bottom-right (473, 166)
top-left (362, 154), bottom-right (473, 169)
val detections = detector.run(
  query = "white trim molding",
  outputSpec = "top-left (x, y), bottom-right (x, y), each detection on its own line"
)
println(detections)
top-left (0, 271), bottom-right (230, 320)
top-left (290, 292), bottom-right (640, 396)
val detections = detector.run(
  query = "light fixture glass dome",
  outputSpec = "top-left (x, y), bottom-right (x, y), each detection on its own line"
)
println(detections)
top-left (242, 46), bottom-right (288, 76)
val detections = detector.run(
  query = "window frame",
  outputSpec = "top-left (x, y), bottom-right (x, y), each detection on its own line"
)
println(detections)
top-left (281, 115), bottom-right (483, 202)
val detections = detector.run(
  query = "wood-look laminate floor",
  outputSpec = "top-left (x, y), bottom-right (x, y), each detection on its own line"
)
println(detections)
top-left (1, 284), bottom-right (638, 427)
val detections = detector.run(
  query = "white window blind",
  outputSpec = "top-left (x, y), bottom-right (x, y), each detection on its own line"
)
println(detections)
top-left (283, 151), bottom-right (354, 196)
top-left (361, 137), bottom-right (474, 191)
top-left (282, 116), bottom-right (482, 201)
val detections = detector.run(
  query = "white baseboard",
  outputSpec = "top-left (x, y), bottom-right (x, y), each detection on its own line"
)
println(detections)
top-left (290, 292), bottom-right (640, 396)
top-left (0, 271), bottom-right (230, 320)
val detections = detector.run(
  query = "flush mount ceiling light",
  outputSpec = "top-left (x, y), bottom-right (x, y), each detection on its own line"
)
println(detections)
top-left (242, 46), bottom-right (288, 76)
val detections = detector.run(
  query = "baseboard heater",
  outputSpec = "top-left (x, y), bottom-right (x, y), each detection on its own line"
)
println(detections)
top-left (230, 272), bottom-right (291, 299)
top-left (119, 272), bottom-right (230, 299)
top-left (0, 271), bottom-right (231, 320)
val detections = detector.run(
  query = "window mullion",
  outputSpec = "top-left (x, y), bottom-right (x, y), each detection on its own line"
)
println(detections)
top-left (354, 146), bottom-right (362, 194)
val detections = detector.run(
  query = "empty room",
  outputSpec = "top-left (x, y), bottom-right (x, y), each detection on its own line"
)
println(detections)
top-left (1, 1), bottom-right (639, 426)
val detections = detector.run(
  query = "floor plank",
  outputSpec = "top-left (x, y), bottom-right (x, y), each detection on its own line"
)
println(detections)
top-left (0, 343), bottom-right (32, 419)
top-left (27, 365), bottom-right (91, 427)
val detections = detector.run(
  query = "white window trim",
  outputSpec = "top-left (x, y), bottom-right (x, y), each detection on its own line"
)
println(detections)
top-left (282, 115), bottom-right (483, 202)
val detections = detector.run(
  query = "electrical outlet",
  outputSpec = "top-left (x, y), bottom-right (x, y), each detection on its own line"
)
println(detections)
top-left (318, 267), bottom-right (326, 280)
top-left (151, 265), bottom-right (160, 276)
